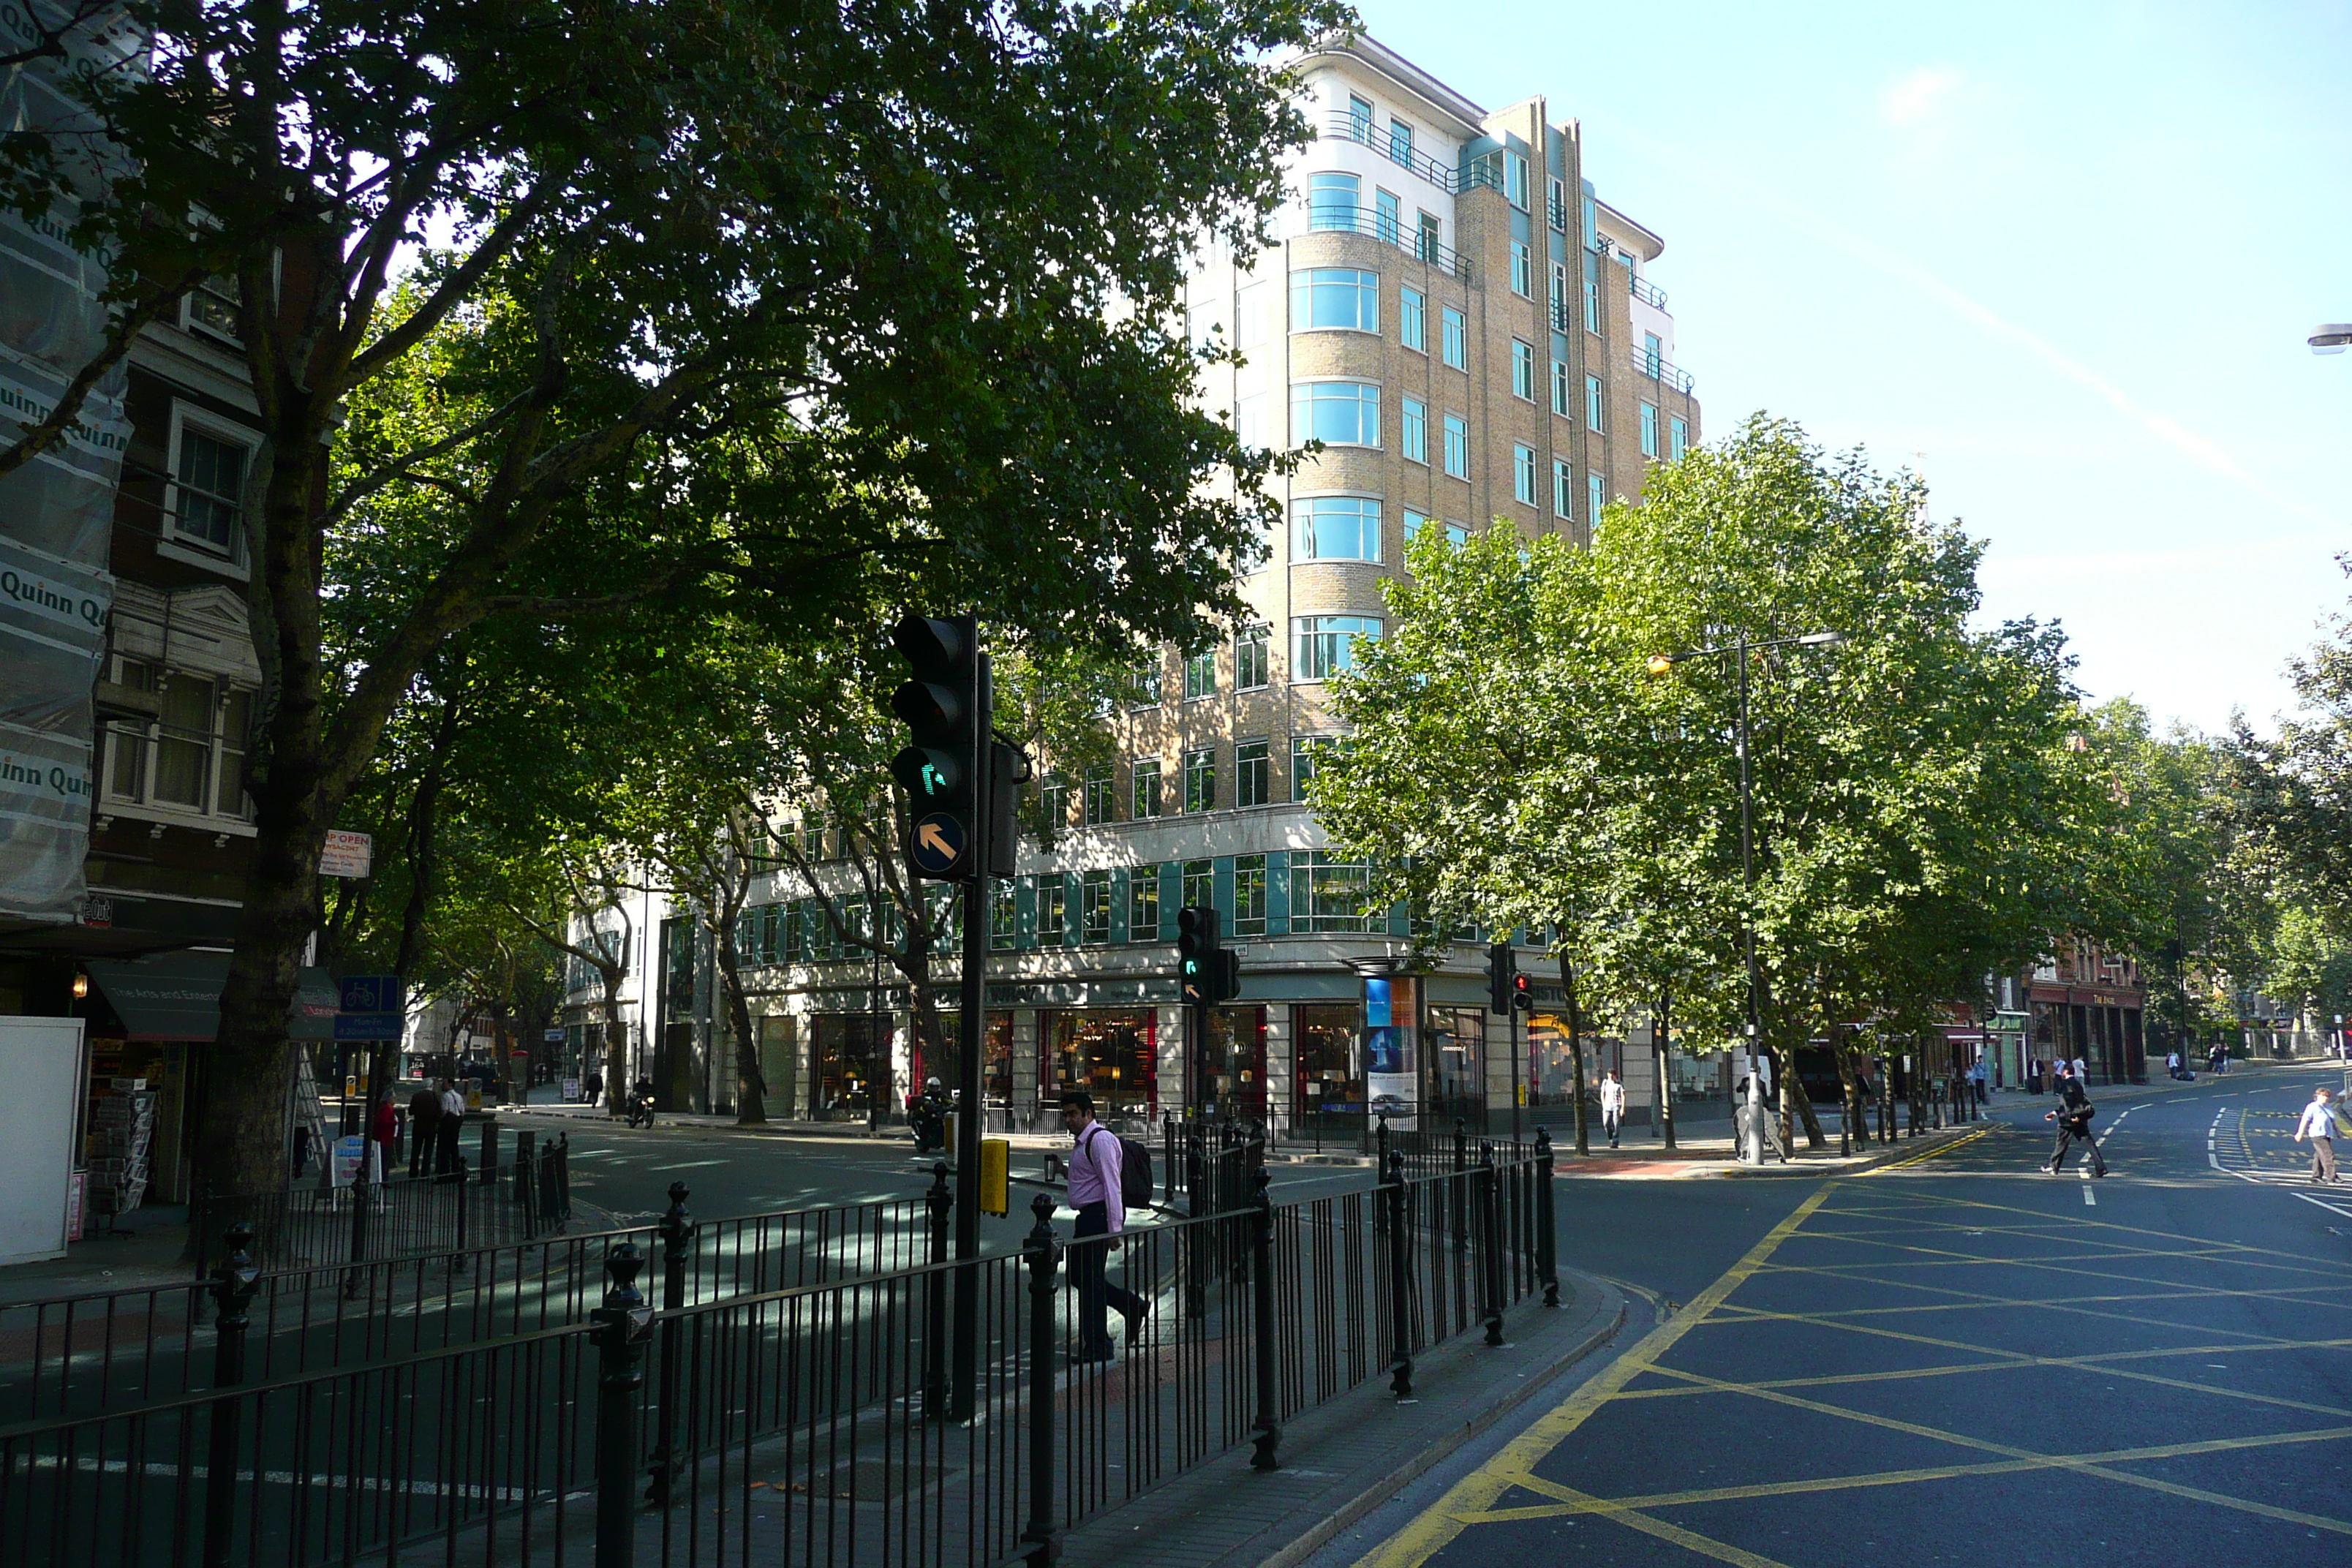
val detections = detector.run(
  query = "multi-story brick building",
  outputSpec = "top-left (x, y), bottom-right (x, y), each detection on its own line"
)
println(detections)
top-left (576, 34), bottom-right (1703, 1137)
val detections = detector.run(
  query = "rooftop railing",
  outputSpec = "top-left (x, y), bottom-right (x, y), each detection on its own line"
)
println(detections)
top-left (1629, 272), bottom-right (1669, 309)
top-left (1320, 112), bottom-right (1460, 192)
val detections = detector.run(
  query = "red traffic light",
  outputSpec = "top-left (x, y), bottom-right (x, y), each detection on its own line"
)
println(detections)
top-left (1511, 973), bottom-right (1534, 1011)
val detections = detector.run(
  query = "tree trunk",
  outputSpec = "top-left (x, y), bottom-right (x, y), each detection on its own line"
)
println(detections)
top-left (600, 976), bottom-right (627, 1115)
top-left (1656, 983), bottom-right (1676, 1150)
top-left (716, 928), bottom-right (766, 1125)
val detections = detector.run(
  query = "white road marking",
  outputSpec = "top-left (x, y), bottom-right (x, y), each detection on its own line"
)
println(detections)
top-left (647, 1160), bottom-right (728, 1171)
top-left (2083, 1189), bottom-right (2096, 1206)
top-left (2295, 1193), bottom-right (2352, 1220)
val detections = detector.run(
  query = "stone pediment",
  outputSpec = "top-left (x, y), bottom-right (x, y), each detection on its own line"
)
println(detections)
top-left (111, 581), bottom-right (260, 685)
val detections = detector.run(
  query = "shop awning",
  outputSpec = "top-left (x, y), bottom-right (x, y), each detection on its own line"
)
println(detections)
top-left (86, 954), bottom-right (340, 1041)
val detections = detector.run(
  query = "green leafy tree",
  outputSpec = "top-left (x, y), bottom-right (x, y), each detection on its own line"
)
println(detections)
top-left (0, 0), bottom-right (1343, 1202)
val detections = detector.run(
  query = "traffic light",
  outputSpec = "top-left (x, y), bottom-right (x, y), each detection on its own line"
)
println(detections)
top-left (1488, 942), bottom-right (1515, 1013)
top-left (889, 613), bottom-right (980, 881)
top-left (1511, 972), bottom-right (1534, 1012)
top-left (1177, 905), bottom-right (1220, 1005)
top-left (1211, 947), bottom-right (1242, 1004)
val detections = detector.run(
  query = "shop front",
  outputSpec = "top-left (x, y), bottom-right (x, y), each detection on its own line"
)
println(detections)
top-left (1039, 1009), bottom-right (1157, 1127)
top-left (1294, 1001), bottom-right (1365, 1135)
top-left (1424, 1006), bottom-right (1486, 1132)
top-left (1194, 1006), bottom-right (1269, 1125)
top-left (810, 1012), bottom-right (893, 1120)
top-left (921, 1011), bottom-right (1014, 1120)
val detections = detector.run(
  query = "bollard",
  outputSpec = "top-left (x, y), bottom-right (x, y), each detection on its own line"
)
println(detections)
top-left (591, 1245), bottom-right (655, 1567)
top-left (1382, 1153), bottom-right (1414, 1400)
top-left (1018, 1194), bottom-right (1062, 1565)
top-left (1375, 1112), bottom-right (1390, 1174)
top-left (1184, 1126), bottom-right (1207, 1321)
top-left (1534, 1129), bottom-right (1559, 1308)
top-left (201, 1223), bottom-right (261, 1568)
top-left (1249, 1168), bottom-right (1281, 1470)
top-left (344, 1149), bottom-right (372, 1297)
top-left (1453, 1116), bottom-right (1467, 1173)
top-left (924, 1161), bottom-right (953, 1419)
top-left (479, 1119), bottom-right (500, 1184)
top-left (644, 1182), bottom-right (693, 1507)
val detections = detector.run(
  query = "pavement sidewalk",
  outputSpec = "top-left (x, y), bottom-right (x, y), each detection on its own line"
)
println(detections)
top-left (1055, 1265), bottom-right (1629, 1568)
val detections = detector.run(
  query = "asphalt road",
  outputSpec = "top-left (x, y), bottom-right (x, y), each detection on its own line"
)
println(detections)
top-left (1302, 1062), bottom-right (2352, 1568)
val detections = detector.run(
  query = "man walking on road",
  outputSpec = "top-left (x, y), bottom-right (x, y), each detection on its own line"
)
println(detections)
top-left (2294, 1086), bottom-right (2342, 1185)
top-left (2043, 1063), bottom-right (2106, 1177)
top-left (1599, 1071), bottom-right (1625, 1149)
top-left (1060, 1090), bottom-right (1147, 1362)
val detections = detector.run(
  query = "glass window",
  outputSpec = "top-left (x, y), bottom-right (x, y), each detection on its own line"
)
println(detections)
top-left (1514, 444), bottom-right (1537, 506)
top-left (1584, 257), bottom-right (1599, 331)
top-left (1127, 660), bottom-right (1163, 707)
top-left (1553, 458), bottom-right (1572, 519)
top-left (1550, 260), bottom-right (1568, 314)
top-left (1549, 176), bottom-right (1567, 230)
top-left (1081, 870), bottom-right (1112, 945)
top-left (1237, 622), bottom-right (1270, 690)
top-left (1184, 647), bottom-right (1217, 700)
top-left (1400, 286), bottom-right (1425, 352)
top-left (1183, 859), bottom-right (1214, 913)
top-left (1296, 1003), bottom-right (1365, 1124)
top-left (1640, 401), bottom-right (1660, 458)
top-left (1586, 375), bottom-right (1605, 431)
top-left (172, 426), bottom-right (249, 556)
top-left (1443, 413), bottom-right (1469, 478)
top-left (1506, 152), bottom-right (1529, 208)
top-left (1291, 851), bottom-right (1375, 933)
top-left (992, 885), bottom-right (1017, 951)
top-left (1441, 307), bottom-right (1466, 368)
top-left (1642, 332), bottom-right (1663, 376)
top-left (1129, 867), bottom-right (1161, 942)
top-left (1235, 392), bottom-right (1270, 450)
top-left (1293, 616), bottom-right (1380, 682)
top-left (1401, 396), bottom-right (1428, 464)
top-left (1552, 359), bottom-right (1571, 418)
top-left (1237, 741), bottom-right (1270, 808)
top-left (1038, 878), bottom-right (1066, 945)
top-left (1082, 761), bottom-right (1115, 825)
top-left (1512, 340), bottom-right (1535, 401)
top-left (1044, 1011), bottom-right (1156, 1124)
top-left (154, 672), bottom-right (214, 807)
top-left (1184, 747), bottom-right (1215, 813)
top-left (1234, 853), bottom-right (1268, 936)
top-left (1510, 241), bottom-right (1531, 297)
top-left (1389, 118), bottom-right (1414, 164)
top-left (1237, 279), bottom-right (1274, 347)
top-left (1291, 381), bottom-right (1380, 447)
top-left (1308, 170), bottom-right (1358, 231)
top-left (1348, 94), bottom-right (1373, 138)
top-left (1292, 735), bottom-right (1335, 801)
top-left (1417, 211), bottom-right (1441, 264)
top-left (1374, 188), bottom-right (1401, 244)
top-left (1589, 473), bottom-right (1606, 527)
top-left (1039, 773), bottom-right (1072, 827)
top-left (1670, 415), bottom-right (1689, 459)
top-left (1292, 495), bottom-right (1382, 562)
top-left (1132, 757), bottom-right (1163, 818)
top-left (1289, 268), bottom-right (1379, 332)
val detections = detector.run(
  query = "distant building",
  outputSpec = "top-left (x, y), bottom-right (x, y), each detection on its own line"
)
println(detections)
top-left (571, 34), bottom-right (1704, 1137)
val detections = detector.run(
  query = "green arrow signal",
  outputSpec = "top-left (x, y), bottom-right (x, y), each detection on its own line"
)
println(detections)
top-left (920, 761), bottom-right (946, 796)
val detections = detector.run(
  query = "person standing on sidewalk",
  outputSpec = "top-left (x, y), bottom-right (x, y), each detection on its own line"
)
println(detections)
top-left (434, 1079), bottom-right (466, 1180)
top-left (368, 1090), bottom-right (399, 1185)
top-left (1060, 1090), bottom-right (1146, 1362)
top-left (2043, 1063), bottom-right (2106, 1177)
top-left (407, 1080), bottom-right (442, 1180)
top-left (2294, 1087), bottom-right (2342, 1185)
top-left (1599, 1071), bottom-right (1625, 1149)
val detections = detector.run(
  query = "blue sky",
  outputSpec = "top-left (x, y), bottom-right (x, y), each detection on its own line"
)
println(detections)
top-left (1354, 0), bottom-right (2352, 736)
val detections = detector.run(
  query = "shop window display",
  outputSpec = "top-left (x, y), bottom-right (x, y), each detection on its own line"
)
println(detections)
top-left (1294, 1002), bottom-right (1365, 1132)
top-left (1042, 1010), bottom-right (1157, 1126)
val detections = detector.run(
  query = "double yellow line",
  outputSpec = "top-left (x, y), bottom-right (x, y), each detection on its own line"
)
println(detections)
top-left (1867, 1125), bottom-right (1996, 1172)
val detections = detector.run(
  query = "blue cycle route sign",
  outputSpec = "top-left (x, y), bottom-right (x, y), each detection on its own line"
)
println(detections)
top-left (909, 813), bottom-right (968, 875)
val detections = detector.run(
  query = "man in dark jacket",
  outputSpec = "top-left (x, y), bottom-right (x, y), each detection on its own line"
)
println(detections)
top-left (2043, 1063), bottom-right (2106, 1177)
top-left (407, 1082), bottom-right (443, 1179)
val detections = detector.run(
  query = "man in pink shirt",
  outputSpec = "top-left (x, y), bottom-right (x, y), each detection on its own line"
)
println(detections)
top-left (1060, 1090), bottom-right (1147, 1361)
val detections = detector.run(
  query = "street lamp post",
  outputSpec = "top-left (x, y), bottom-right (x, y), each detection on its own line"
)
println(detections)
top-left (1649, 628), bottom-right (1844, 1166)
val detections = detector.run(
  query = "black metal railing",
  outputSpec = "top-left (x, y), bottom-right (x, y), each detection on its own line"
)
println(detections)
top-left (1297, 205), bottom-right (1471, 281)
top-left (1629, 272), bottom-right (1668, 309)
top-left (1159, 1118), bottom-right (1264, 1213)
top-left (1630, 345), bottom-right (1695, 394)
top-left (1, 1139), bottom-right (1560, 1567)
top-left (0, 1182), bottom-right (932, 1425)
top-left (1319, 113), bottom-right (1460, 193)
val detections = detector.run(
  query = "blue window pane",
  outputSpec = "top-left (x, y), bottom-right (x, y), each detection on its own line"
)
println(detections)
top-left (1309, 172), bottom-right (1359, 231)
top-left (1292, 497), bottom-right (1382, 562)
top-left (1291, 382), bottom-right (1379, 447)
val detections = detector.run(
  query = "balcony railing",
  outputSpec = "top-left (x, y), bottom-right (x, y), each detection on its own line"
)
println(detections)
top-left (1321, 113), bottom-right (1460, 193)
top-left (1632, 346), bottom-right (1696, 394)
top-left (1629, 272), bottom-right (1668, 309)
top-left (1299, 203), bottom-right (1471, 280)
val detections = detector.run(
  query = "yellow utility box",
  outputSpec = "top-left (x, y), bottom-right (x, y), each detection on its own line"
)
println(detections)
top-left (979, 1138), bottom-right (1010, 1217)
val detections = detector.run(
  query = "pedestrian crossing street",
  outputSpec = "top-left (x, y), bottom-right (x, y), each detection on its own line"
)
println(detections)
top-left (2206, 1103), bottom-right (2340, 1188)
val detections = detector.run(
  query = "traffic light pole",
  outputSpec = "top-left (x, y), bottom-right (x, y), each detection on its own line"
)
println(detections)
top-left (950, 652), bottom-right (991, 1423)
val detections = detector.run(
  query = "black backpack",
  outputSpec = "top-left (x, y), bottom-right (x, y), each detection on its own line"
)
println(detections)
top-left (1085, 1125), bottom-right (1153, 1209)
